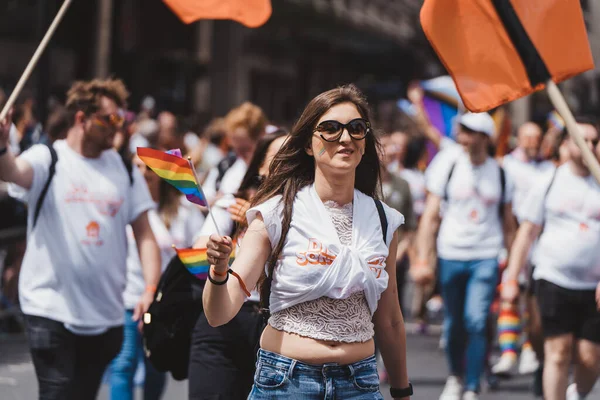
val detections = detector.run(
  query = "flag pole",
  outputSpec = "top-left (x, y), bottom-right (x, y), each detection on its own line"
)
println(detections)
top-left (187, 157), bottom-right (223, 237)
top-left (0, 0), bottom-right (73, 121)
top-left (546, 80), bottom-right (600, 184)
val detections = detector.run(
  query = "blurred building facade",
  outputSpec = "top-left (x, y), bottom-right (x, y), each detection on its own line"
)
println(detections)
top-left (0, 0), bottom-right (431, 128)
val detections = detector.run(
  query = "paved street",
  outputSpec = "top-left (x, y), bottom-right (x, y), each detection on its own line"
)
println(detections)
top-left (5, 326), bottom-right (596, 400)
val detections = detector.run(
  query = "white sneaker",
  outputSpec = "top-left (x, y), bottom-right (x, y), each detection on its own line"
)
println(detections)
top-left (462, 391), bottom-right (479, 400)
top-left (518, 346), bottom-right (540, 375)
top-left (439, 376), bottom-right (463, 400)
top-left (491, 353), bottom-right (517, 375)
top-left (566, 383), bottom-right (583, 400)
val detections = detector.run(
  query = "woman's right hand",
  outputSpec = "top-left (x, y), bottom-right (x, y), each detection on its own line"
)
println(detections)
top-left (206, 234), bottom-right (233, 272)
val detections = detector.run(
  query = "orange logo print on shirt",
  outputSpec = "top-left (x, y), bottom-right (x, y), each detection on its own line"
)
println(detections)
top-left (296, 239), bottom-right (336, 266)
top-left (367, 255), bottom-right (386, 278)
top-left (81, 221), bottom-right (104, 246)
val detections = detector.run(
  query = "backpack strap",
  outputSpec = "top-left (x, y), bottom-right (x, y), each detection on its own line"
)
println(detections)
top-left (443, 161), bottom-right (457, 202)
top-left (33, 143), bottom-right (58, 229)
top-left (498, 166), bottom-right (506, 218)
top-left (538, 168), bottom-right (558, 237)
top-left (120, 153), bottom-right (134, 186)
top-left (374, 198), bottom-right (388, 245)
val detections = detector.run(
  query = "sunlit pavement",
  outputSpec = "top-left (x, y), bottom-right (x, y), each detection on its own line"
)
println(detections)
top-left (6, 327), bottom-right (598, 400)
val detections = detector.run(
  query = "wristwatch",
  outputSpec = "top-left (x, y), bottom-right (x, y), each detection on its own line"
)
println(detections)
top-left (390, 382), bottom-right (413, 398)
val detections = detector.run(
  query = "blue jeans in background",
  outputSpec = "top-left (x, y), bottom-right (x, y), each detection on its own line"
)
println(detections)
top-left (110, 310), bottom-right (166, 400)
top-left (248, 349), bottom-right (383, 399)
top-left (438, 258), bottom-right (498, 393)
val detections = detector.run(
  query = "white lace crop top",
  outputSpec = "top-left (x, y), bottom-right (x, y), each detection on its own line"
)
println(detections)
top-left (268, 201), bottom-right (374, 343)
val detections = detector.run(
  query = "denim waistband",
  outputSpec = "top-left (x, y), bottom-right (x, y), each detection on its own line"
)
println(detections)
top-left (256, 349), bottom-right (377, 378)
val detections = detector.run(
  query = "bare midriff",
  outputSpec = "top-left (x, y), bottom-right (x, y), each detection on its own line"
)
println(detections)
top-left (259, 324), bottom-right (375, 365)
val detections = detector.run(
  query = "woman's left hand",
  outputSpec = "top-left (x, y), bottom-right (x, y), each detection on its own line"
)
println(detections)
top-left (228, 198), bottom-right (251, 225)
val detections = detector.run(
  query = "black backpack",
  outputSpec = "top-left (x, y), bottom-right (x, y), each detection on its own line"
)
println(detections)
top-left (31, 143), bottom-right (133, 229)
top-left (142, 255), bottom-right (204, 380)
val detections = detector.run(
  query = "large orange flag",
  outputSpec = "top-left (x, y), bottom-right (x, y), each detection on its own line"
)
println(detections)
top-left (164, 0), bottom-right (272, 28)
top-left (421, 0), bottom-right (594, 112)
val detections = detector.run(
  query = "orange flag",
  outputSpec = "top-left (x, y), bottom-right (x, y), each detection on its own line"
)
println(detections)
top-left (164, 0), bottom-right (272, 28)
top-left (420, 0), bottom-right (594, 112)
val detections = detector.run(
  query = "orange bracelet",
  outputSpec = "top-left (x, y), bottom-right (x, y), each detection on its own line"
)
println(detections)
top-left (145, 284), bottom-right (157, 294)
top-left (211, 266), bottom-right (228, 277)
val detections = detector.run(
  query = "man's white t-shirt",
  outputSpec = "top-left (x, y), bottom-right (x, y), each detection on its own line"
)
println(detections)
top-left (123, 200), bottom-right (205, 309)
top-left (8, 140), bottom-right (154, 330)
top-left (502, 150), bottom-right (555, 221)
top-left (427, 151), bottom-right (514, 261)
top-left (521, 163), bottom-right (600, 290)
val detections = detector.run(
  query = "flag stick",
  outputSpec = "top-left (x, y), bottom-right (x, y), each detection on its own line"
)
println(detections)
top-left (0, 0), bottom-right (73, 121)
top-left (546, 80), bottom-right (600, 184)
top-left (187, 157), bottom-right (222, 237)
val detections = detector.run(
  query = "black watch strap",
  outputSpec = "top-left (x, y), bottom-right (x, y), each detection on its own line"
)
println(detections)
top-left (0, 146), bottom-right (7, 156)
top-left (390, 382), bottom-right (413, 398)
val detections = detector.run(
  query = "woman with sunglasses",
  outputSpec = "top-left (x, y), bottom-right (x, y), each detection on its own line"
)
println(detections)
top-left (203, 85), bottom-right (411, 399)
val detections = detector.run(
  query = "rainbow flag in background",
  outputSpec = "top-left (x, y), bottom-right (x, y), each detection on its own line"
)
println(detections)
top-left (175, 241), bottom-right (237, 280)
top-left (548, 110), bottom-right (565, 131)
top-left (137, 147), bottom-right (207, 207)
top-left (420, 76), bottom-right (462, 138)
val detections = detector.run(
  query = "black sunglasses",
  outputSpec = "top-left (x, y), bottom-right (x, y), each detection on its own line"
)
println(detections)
top-left (314, 118), bottom-right (370, 142)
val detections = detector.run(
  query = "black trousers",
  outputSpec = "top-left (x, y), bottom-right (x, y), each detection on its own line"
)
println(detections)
top-left (24, 314), bottom-right (123, 400)
top-left (188, 302), bottom-right (265, 400)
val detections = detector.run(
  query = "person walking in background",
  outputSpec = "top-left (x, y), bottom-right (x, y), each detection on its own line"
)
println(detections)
top-left (501, 119), bottom-right (600, 400)
top-left (201, 102), bottom-right (268, 205)
top-left (188, 130), bottom-right (288, 400)
top-left (416, 112), bottom-right (516, 400)
top-left (0, 79), bottom-right (161, 400)
top-left (110, 151), bottom-right (205, 400)
top-left (492, 122), bottom-right (554, 378)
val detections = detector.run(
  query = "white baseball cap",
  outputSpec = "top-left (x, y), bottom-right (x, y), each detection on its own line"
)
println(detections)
top-left (459, 112), bottom-right (495, 137)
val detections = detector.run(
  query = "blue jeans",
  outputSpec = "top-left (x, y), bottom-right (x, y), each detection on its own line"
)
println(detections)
top-left (248, 349), bottom-right (383, 399)
top-left (438, 258), bottom-right (498, 392)
top-left (110, 310), bottom-right (166, 400)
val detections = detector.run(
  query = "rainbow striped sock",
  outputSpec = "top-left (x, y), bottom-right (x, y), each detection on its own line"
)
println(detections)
top-left (497, 302), bottom-right (521, 357)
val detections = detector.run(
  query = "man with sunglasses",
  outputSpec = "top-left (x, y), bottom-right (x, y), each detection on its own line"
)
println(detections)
top-left (0, 79), bottom-right (160, 400)
top-left (416, 112), bottom-right (517, 400)
top-left (501, 118), bottom-right (600, 400)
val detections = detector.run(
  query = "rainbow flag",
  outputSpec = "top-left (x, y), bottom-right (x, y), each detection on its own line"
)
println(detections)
top-left (137, 147), bottom-right (207, 207)
top-left (420, 76), bottom-right (462, 138)
top-left (175, 241), bottom-right (237, 280)
top-left (548, 110), bottom-right (565, 131)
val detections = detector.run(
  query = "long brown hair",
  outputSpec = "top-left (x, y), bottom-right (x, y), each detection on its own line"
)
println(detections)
top-left (250, 84), bottom-right (382, 308)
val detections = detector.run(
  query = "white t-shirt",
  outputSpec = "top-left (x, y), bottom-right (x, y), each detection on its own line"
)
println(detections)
top-left (502, 150), bottom-right (555, 221)
top-left (123, 200), bottom-right (205, 309)
top-left (8, 140), bottom-right (154, 329)
top-left (427, 151), bottom-right (514, 260)
top-left (399, 168), bottom-right (426, 217)
top-left (521, 163), bottom-right (600, 290)
top-left (202, 158), bottom-right (247, 204)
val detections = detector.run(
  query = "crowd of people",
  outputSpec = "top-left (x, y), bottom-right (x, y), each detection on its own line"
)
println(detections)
top-left (0, 77), bottom-right (599, 400)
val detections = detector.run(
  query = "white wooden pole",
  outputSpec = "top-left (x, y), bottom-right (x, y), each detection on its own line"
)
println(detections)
top-left (546, 80), bottom-right (600, 184)
top-left (0, 0), bottom-right (73, 121)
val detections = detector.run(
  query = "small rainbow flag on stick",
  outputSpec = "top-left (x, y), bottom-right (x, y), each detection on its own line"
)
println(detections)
top-left (137, 147), bottom-right (207, 207)
top-left (174, 242), bottom-right (250, 296)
